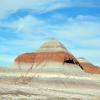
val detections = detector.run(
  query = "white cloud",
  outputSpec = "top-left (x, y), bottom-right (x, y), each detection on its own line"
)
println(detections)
top-left (4, 14), bottom-right (100, 46)
top-left (10, 15), bottom-right (45, 35)
top-left (9, 14), bottom-right (100, 38)
top-left (0, 0), bottom-right (100, 19)
top-left (0, 0), bottom-right (68, 19)
top-left (49, 15), bottom-right (100, 41)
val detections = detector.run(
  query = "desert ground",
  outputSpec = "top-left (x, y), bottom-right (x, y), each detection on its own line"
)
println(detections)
top-left (0, 64), bottom-right (100, 100)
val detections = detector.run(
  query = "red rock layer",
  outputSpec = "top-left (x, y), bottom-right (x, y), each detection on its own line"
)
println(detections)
top-left (15, 52), bottom-right (79, 65)
top-left (80, 63), bottom-right (100, 74)
top-left (15, 53), bottom-right (100, 74)
top-left (15, 53), bottom-right (35, 63)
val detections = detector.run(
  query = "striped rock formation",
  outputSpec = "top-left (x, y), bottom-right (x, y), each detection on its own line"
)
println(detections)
top-left (16, 39), bottom-right (79, 64)
top-left (78, 57), bottom-right (100, 74)
top-left (15, 39), bottom-right (99, 75)
top-left (15, 39), bottom-right (84, 74)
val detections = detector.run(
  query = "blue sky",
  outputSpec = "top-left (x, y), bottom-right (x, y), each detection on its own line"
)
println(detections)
top-left (0, 0), bottom-right (100, 67)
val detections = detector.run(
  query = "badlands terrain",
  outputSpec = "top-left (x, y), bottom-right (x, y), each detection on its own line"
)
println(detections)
top-left (0, 63), bottom-right (100, 100)
top-left (0, 39), bottom-right (100, 100)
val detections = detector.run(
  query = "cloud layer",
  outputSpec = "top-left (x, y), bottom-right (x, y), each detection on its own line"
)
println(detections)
top-left (0, 0), bottom-right (100, 19)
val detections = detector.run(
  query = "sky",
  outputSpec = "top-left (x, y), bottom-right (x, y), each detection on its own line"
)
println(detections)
top-left (0, 0), bottom-right (100, 67)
